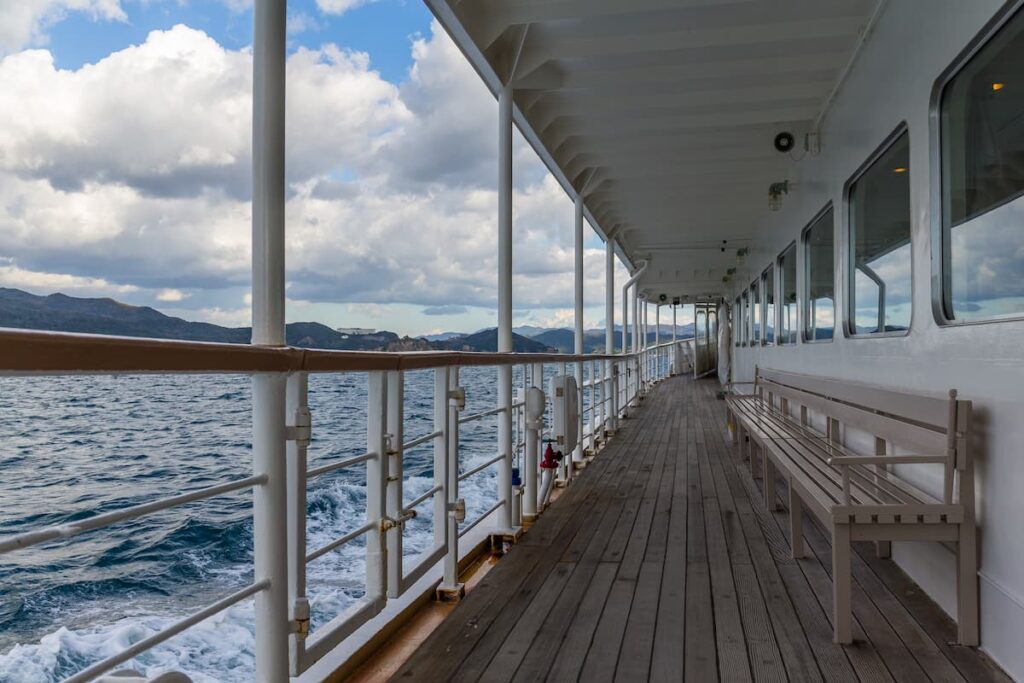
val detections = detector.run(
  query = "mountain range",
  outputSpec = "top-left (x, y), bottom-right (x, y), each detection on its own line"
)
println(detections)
top-left (0, 288), bottom-right (694, 353)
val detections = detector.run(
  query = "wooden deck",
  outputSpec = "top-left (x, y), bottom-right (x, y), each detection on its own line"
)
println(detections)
top-left (393, 376), bottom-right (1010, 682)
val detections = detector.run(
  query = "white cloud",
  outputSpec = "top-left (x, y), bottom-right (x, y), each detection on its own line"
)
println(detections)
top-left (0, 20), bottom-right (622, 330)
top-left (0, 0), bottom-right (127, 54)
top-left (156, 288), bottom-right (188, 302)
top-left (315, 0), bottom-right (378, 17)
top-left (0, 263), bottom-right (137, 295)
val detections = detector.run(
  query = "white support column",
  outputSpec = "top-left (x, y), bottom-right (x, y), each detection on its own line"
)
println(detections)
top-left (605, 238), bottom-right (615, 432)
top-left (655, 304), bottom-right (661, 379)
top-left (496, 82), bottom-right (514, 533)
top-left (251, 0), bottom-right (288, 678)
top-left (524, 363), bottom-right (542, 521)
top-left (573, 191), bottom-right (584, 468)
top-left (672, 304), bottom-right (677, 376)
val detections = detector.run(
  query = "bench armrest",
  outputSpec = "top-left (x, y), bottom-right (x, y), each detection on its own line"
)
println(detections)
top-left (826, 455), bottom-right (947, 467)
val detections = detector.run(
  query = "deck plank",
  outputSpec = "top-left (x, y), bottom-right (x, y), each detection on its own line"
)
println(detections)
top-left (393, 376), bottom-right (1009, 683)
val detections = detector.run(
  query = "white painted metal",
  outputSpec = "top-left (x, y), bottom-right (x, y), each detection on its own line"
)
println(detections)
top-left (250, 0), bottom-right (289, 677)
top-left (441, 367), bottom-right (462, 591)
top-left (574, 191), bottom-right (585, 465)
top-left (496, 82), bottom-right (514, 532)
top-left (386, 371), bottom-right (404, 598)
top-left (286, 372), bottom-right (310, 672)
top-left (433, 369), bottom-right (449, 555)
top-left (365, 373), bottom-right (388, 603)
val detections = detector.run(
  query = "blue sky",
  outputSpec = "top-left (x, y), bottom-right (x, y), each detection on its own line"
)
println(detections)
top-left (0, 0), bottom-right (631, 337)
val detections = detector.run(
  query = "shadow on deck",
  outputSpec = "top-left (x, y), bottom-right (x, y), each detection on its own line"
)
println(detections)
top-left (392, 375), bottom-right (1009, 682)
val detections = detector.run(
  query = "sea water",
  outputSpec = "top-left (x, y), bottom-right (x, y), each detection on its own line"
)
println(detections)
top-left (0, 365), bottom-right (559, 682)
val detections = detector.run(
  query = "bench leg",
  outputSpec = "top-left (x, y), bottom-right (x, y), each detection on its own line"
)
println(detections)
top-left (832, 523), bottom-right (853, 644)
top-left (789, 485), bottom-right (803, 559)
top-left (957, 523), bottom-right (980, 646)
top-left (875, 540), bottom-right (891, 558)
top-left (763, 450), bottom-right (779, 510)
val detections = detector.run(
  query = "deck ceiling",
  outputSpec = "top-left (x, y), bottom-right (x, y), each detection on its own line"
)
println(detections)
top-left (431, 0), bottom-right (879, 300)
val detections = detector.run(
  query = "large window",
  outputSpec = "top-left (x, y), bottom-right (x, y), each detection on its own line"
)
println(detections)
top-left (940, 5), bottom-right (1024, 322)
top-left (778, 243), bottom-right (798, 344)
top-left (803, 206), bottom-right (835, 341)
top-left (762, 266), bottom-right (775, 345)
top-left (847, 130), bottom-right (912, 335)
top-left (734, 296), bottom-right (741, 346)
top-left (741, 291), bottom-right (750, 345)
top-left (750, 280), bottom-right (761, 344)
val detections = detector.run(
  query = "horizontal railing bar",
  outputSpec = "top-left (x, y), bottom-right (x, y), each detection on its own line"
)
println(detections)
top-left (0, 327), bottom-right (681, 376)
top-left (402, 430), bottom-right (442, 451)
top-left (307, 520), bottom-right (377, 563)
top-left (404, 484), bottom-right (443, 512)
top-left (458, 454), bottom-right (505, 482)
top-left (64, 579), bottom-right (269, 683)
top-left (0, 474), bottom-right (267, 555)
top-left (459, 406), bottom-right (505, 424)
top-left (458, 500), bottom-right (504, 538)
top-left (307, 452), bottom-right (377, 480)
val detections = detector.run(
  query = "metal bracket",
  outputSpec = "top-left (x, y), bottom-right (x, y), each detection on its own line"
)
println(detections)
top-left (380, 510), bottom-right (417, 532)
top-left (290, 597), bottom-right (310, 638)
top-left (449, 387), bottom-right (466, 411)
top-left (448, 498), bottom-right (466, 523)
top-left (285, 406), bottom-right (312, 445)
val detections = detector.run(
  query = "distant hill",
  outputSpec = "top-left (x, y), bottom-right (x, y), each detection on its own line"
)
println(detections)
top-left (0, 288), bottom-right (557, 353)
top-left (438, 328), bottom-right (551, 353)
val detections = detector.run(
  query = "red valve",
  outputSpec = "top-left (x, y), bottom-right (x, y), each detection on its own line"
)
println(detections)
top-left (540, 443), bottom-right (559, 469)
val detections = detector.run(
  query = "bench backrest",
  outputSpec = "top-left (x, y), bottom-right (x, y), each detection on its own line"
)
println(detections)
top-left (755, 367), bottom-right (972, 506)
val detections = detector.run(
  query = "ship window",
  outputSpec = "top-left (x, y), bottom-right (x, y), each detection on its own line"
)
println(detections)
top-left (847, 129), bottom-right (912, 335)
top-left (940, 5), bottom-right (1024, 322)
top-left (750, 280), bottom-right (761, 344)
top-left (762, 266), bottom-right (775, 345)
top-left (734, 296), bottom-right (741, 346)
top-left (803, 206), bottom-right (835, 341)
top-left (741, 291), bottom-right (750, 345)
top-left (778, 243), bottom-right (798, 344)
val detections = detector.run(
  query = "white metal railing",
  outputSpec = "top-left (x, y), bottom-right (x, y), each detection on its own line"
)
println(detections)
top-left (0, 327), bottom-right (684, 681)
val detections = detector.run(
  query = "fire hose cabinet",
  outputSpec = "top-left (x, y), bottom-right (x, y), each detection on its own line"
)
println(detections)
top-left (548, 375), bottom-right (579, 453)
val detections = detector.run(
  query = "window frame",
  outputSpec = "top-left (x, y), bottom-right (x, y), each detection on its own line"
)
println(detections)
top-left (929, 0), bottom-right (1024, 327)
top-left (777, 241), bottom-right (799, 345)
top-left (741, 290), bottom-right (750, 346)
top-left (761, 265), bottom-right (775, 346)
top-left (750, 278), bottom-right (761, 345)
top-left (842, 122), bottom-right (914, 339)
top-left (734, 296), bottom-right (741, 347)
top-left (801, 203), bottom-right (836, 344)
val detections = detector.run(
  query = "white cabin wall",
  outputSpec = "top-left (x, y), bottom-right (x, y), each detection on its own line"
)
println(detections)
top-left (729, 0), bottom-right (1024, 677)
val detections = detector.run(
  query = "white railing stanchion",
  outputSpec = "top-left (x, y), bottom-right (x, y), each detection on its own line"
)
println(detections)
top-left (433, 368), bottom-right (449, 569)
top-left (523, 364), bottom-right (540, 521)
top-left (386, 370), bottom-right (404, 598)
top-left (285, 372), bottom-right (310, 674)
top-left (252, 372), bottom-right (290, 682)
top-left (439, 367), bottom-right (465, 599)
top-left (365, 371), bottom-right (388, 604)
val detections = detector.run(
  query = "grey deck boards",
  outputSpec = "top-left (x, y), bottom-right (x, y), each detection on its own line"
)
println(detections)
top-left (392, 376), bottom-right (1010, 682)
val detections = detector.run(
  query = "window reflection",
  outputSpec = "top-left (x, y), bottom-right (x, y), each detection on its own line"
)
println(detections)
top-left (779, 244), bottom-right (798, 344)
top-left (848, 131), bottom-right (912, 334)
top-left (750, 280), bottom-right (761, 344)
top-left (732, 297), bottom-right (740, 346)
top-left (762, 266), bottom-right (775, 344)
top-left (741, 291), bottom-right (750, 345)
top-left (941, 7), bottom-right (1024, 321)
top-left (803, 207), bottom-right (835, 340)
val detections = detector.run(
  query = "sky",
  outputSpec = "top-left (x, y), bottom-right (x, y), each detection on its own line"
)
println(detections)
top-left (0, 0), bottom-right (634, 337)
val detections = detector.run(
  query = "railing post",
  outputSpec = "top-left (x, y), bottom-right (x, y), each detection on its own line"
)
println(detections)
top-left (285, 372), bottom-right (310, 675)
top-left (365, 372), bottom-right (388, 604)
top-left (524, 363), bottom-right (542, 521)
top-left (439, 367), bottom-right (465, 599)
top-left (433, 368), bottom-right (449, 552)
top-left (385, 370), bottom-right (404, 598)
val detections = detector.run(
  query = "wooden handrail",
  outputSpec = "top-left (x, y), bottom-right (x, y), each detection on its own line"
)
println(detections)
top-left (0, 327), bottom-right (684, 375)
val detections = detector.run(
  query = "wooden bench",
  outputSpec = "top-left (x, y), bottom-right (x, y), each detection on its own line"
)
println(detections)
top-left (724, 367), bottom-right (978, 646)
